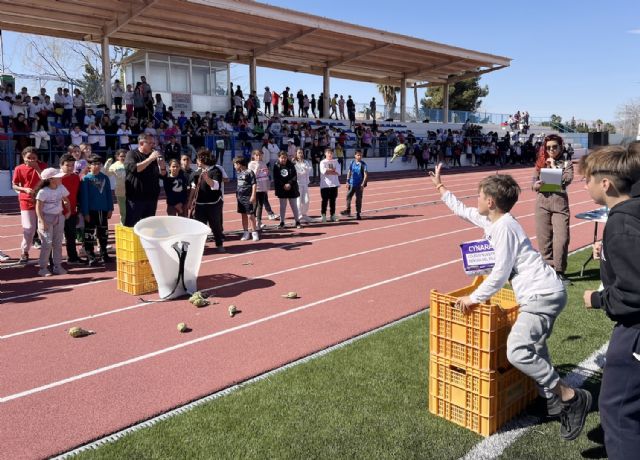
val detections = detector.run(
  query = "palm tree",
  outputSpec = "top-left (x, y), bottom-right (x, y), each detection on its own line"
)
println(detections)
top-left (376, 84), bottom-right (399, 119)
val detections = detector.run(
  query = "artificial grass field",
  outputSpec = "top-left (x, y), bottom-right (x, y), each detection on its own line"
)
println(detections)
top-left (76, 250), bottom-right (612, 460)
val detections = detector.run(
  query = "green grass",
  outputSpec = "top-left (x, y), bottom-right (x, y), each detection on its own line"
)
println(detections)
top-left (77, 250), bottom-right (612, 460)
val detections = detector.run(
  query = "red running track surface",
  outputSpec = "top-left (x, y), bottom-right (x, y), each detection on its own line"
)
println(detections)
top-left (0, 166), bottom-right (601, 459)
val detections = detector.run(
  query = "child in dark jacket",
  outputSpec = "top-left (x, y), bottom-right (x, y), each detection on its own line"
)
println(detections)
top-left (273, 151), bottom-right (301, 228)
top-left (80, 155), bottom-right (113, 265)
top-left (163, 159), bottom-right (189, 216)
top-left (580, 144), bottom-right (640, 459)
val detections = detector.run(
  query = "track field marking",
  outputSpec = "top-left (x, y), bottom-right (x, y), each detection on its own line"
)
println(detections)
top-left (0, 196), bottom-right (595, 309)
top-left (0, 219), bottom-right (481, 338)
top-left (460, 342), bottom-right (608, 460)
top-left (0, 259), bottom-right (462, 403)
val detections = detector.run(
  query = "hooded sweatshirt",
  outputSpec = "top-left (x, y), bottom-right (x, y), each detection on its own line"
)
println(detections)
top-left (590, 180), bottom-right (640, 327)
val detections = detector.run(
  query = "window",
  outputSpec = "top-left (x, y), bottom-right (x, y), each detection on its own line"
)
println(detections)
top-left (171, 63), bottom-right (189, 93)
top-left (213, 67), bottom-right (228, 96)
top-left (132, 62), bottom-right (146, 84)
top-left (192, 65), bottom-right (209, 95)
top-left (148, 61), bottom-right (169, 92)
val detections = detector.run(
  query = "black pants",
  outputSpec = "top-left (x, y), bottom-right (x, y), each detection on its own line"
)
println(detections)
top-left (64, 214), bottom-right (79, 260)
top-left (345, 185), bottom-right (363, 214)
top-left (255, 191), bottom-right (274, 221)
top-left (194, 201), bottom-right (224, 247)
top-left (83, 210), bottom-right (109, 256)
top-left (320, 187), bottom-right (338, 216)
top-left (600, 324), bottom-right (640, 459)
top-left (125, 199), bottom-right (158, 227)
top-left (114, 97), bottom-right (123, 114)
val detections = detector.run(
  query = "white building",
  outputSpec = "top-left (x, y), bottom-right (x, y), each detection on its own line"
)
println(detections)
top-left (123, 51), bottom-right (231, 115)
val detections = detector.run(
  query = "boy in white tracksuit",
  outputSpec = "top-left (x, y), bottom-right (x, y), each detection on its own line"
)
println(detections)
top-left (293, 148), bottom-right (312, 222)
top-left (430, 163), bottom-right (591, 442)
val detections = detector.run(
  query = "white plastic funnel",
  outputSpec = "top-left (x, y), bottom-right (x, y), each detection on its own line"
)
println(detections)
top-left (134, 216), bottom-right (211, 299)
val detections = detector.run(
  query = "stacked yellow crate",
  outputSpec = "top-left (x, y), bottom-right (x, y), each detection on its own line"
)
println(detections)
top-left (115, 225), bottom-right (157, 295)
top-left (428, 276), bottom-right (537, 436)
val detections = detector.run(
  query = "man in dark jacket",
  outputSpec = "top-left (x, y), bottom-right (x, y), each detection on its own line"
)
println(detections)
top-left (581, 143), bottom-right (640, 459)
top-left (273, 151), bottom-right (301, 228)
top-left (124, 133), bottom-right (166, 226)
top-left (164, 136), bottom-right (182, 162)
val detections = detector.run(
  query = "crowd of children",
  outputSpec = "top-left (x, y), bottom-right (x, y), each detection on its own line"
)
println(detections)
top-left (8, 141), bottom-right (373, 275)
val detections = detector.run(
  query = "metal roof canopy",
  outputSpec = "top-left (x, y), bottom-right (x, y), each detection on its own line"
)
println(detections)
top-left (0, 0), bottom-right (510, 87)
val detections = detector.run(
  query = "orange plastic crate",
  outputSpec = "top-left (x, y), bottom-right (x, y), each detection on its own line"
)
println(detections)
top-left (115, 225), bottom-right (147, 263)
top-left (116, 259), bottom-right (157, 295)
top-left (429, 276), bottom-right (519, 371)
top-left (428, 355), bottom-right (537, 436)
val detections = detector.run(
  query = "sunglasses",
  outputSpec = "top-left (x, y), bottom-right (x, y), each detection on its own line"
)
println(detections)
top-left (545, 145), bottom-right (560, 151)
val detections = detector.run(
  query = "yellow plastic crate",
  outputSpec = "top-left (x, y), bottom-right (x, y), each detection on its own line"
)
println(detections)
top-left (428, 354), bottom-right (537, 436)
top-left (115, 225), bottom-right (147, 263)
top-left (429, 276), bottom-right (519, 371)
top-left (116, 259), bottom-right (157, 295)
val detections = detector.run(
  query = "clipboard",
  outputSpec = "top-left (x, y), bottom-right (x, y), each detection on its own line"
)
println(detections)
top-left (539, 168), bottom-right (562, 192)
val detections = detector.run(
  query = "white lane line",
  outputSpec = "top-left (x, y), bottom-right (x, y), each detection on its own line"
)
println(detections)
top-left (0, 259), bottom-right (460, 403)
top-left (0, 206), bottom-right (461, 303)
top-left (460, 342), bottom-right (608, 460)
top-left (0, 221), bottom-right (478, 338)
top-left (0, 196), bottom-right (595, 324)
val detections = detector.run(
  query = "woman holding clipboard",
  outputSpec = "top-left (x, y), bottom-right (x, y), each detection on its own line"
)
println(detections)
top-left (532, 134), bottom-right (574, 284)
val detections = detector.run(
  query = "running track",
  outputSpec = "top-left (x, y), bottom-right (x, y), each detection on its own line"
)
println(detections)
top-left (0, 166), bottom-right (601, 459)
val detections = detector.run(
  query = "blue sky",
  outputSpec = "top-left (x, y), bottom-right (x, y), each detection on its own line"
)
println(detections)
top-left (2, 0), bottom-right (638, 122)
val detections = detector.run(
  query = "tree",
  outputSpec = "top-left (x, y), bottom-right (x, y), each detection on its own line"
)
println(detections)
top-left (376, 84), bottom-right (399, 118)
top-left (20, 34), bottom-right (133, 104)
top-left (420, 77), bottom-right (488, 112)
top-left (615, 98), bottom-right (640, 138)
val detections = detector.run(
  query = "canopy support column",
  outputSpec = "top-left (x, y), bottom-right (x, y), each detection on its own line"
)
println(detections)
top-left (323, 67), bottom-right (330, 118)
top-left (249, 55), bottom-right (257, 94)
top-left (102, 36), bottom-right (111, 108)
top-left (399, 77), bottom-right (407, 122)
top-left (442, 82), bottom-right (450, 123)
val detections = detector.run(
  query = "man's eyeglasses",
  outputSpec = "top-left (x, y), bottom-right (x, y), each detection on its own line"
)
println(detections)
top-left (545, 145), bottom-right (560, 151)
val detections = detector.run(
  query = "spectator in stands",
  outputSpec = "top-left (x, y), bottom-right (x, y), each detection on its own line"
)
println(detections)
top-left (369, 97), bottom-right (376, 120)
top-left (318, 92), bottom-right (324, 118)
top-left (140, 76), bottom-right (153, 118)
top-left (338, 95), bottom-right (346, 120)
top-left (263, 86), bottom-right (272, 116)
top-left (532, 134), bottom-right (573, 284)
top-left (133, 82), bottom-right (146, 121)
top-left (330, 94), bottom-right (338, 120)
top-left (124, 84), bottom-right (134, 119)
top-left (310, 94), bottom-right (317, 118)
top-left (303, 94), bottom-right (310, 117)
top-left (297, 89), bottom-right (304, 117)
top-left (123, 132), bottom-right (167, 227)
top-left (272, 89), bottom-right (280, 115)
top-left (72, 89), bottom-right (85, 128)
top-left (0, 96), bottom-right (13, 133)
top-left (347, 96), bottom-right (356, 128)
top-left (112, 80), bottom-right (124, 114)
top-left (11, 113), bottom-right (31, 154)
top-left (282, 87), bottom-right (290, 116)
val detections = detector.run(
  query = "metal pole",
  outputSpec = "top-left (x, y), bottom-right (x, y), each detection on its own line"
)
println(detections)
top-left (323, 67), bottom-right (330, 118)
top-left (413, 83), bottom-right (419, 119)
top-left (443, 82), bottom-right (450, 124)
top-left (102, 36), bottom-right (111, 108)
top-left (249, 55), bottom-right (257, 95)
top-left (399, 78), bottom-right (406, 122)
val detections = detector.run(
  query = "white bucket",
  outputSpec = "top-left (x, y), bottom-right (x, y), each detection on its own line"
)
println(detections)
top-left (134, 216), bottom-right (211, 299)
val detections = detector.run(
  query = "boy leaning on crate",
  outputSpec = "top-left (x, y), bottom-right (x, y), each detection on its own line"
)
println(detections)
top-left (429, 163), bottom-right (591, 441)
top-left (580, 144), bottom-right (640, 459)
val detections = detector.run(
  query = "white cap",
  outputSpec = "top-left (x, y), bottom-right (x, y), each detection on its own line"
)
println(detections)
top-left (40, 168), bottom-right (66, 180)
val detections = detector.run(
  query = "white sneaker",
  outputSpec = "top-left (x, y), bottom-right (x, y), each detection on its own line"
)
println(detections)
top-left (0, 251), bottom-right (10, 262)
top-left (252, 231), bottom-right (260, 241)
top-left (240, 231), bottom-right (251, 241)
top-left (38, 268), bottom-right (52, 277)
top-left (52, 266), bottom-right (67, 275)
top-left (257, 221), bottom-right (266, 230)
top-left (268, 213), bottom-right (278, 220)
